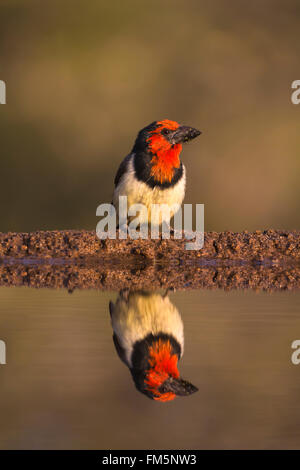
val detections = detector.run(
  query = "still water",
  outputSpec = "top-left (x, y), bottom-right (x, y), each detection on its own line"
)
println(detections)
top-left (0, 286), bottom-right (300, 449)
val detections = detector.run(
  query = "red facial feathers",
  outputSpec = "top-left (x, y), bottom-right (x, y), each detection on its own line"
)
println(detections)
top-left (145, 338), bottom-right (180, 402)
top-left (147, 120), bottom-right (182, 184)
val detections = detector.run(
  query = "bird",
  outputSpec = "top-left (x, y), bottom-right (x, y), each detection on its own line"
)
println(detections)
top-left (109, 289), bottom-right (198, 401)
top-left (112, 119), bottom-right (201, 228)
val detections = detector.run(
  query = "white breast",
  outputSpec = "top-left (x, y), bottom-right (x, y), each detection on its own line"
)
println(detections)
top-left (113, 156), bottom-right (186, 225)
top-left (110, 292), bottom-right (184, 367)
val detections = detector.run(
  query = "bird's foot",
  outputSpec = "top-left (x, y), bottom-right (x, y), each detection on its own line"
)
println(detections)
top-left (120, 288), bottom-right (130, 301)
top-left (163, 287), bottom-right (176, 298)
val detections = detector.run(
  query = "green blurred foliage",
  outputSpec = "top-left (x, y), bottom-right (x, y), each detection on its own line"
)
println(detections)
top-left (0, 0), bottom-right (300, 232)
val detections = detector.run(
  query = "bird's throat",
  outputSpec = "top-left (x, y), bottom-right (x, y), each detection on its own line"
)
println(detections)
top-left (145, 339), bottom-right (179, 402)
top-left (149, 142), bottom-right (182, 184)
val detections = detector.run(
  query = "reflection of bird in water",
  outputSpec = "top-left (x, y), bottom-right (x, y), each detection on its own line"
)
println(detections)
top-left (109, 289), bottom-right (198, 402)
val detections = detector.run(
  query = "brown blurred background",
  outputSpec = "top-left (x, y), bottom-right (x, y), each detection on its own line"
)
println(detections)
top-left (1, 0), bottom-right (300, 233)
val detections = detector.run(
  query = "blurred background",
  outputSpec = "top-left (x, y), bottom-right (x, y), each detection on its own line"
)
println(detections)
top-left (0, 0), bottom-right (300, 233)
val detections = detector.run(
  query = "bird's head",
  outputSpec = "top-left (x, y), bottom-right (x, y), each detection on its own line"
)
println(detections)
top-left (132, 338), bottom-right (198, 402)
top-left (132, 119), bottom-right (201, 185)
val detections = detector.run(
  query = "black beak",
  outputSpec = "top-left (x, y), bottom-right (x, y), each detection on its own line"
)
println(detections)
top-left (172, 126), bottom-right (201, 144)
top-left (159, 377), bottom-right (198, 397)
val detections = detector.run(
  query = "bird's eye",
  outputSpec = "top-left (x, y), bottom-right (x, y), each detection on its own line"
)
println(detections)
top-left (161, 128), bottom-right (171, 136)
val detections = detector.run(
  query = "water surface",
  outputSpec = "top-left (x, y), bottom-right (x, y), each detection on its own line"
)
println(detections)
top-left (0, 286), bottom-right (300, 449)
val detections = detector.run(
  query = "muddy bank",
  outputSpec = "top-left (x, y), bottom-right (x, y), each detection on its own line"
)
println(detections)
top-left (0, 230), bottom-right (299, 291)
top-left (0, 229), bottom-right (299, 262)
top-left (0, 260), bottom-right (299, 291)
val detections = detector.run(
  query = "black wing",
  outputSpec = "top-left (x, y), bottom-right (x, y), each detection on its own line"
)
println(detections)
top-left (112, 333), bottom-right (129, 367)
top-left (114, 154), bottom-right (132, 187)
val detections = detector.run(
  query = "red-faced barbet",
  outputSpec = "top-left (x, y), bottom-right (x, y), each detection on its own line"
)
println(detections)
top-left (112, 120), bottom-right (201, 226)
